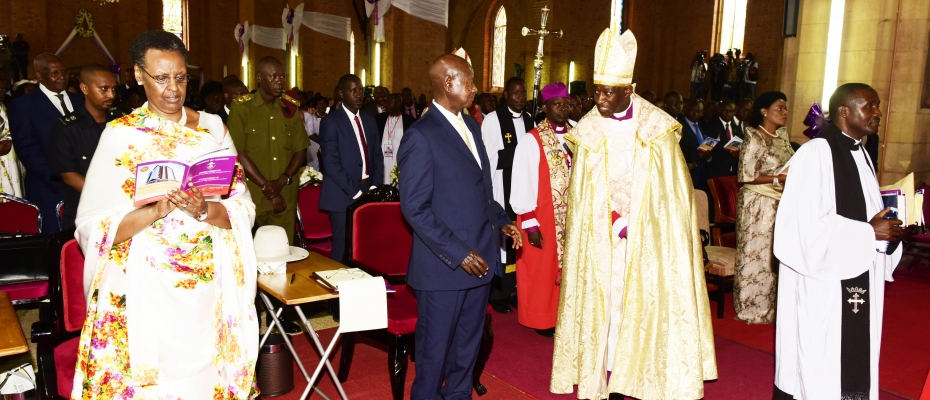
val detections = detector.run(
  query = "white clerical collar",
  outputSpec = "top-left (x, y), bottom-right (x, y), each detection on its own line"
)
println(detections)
top-left (507, 107), bottom-right (522, 119)
top-left (549, 121), bottom-right (568, 133)
top-left (342, 102), bottom-right (361, 119)
top-left (224, 105), bottom-right (230, 115)
top-left (840, 130), bottom-right (862, 146)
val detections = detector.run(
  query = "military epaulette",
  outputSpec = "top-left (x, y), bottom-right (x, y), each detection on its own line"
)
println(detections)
top-left (58, 112), bottom-right (81, 126)
top-left (234, 93), bottom-right (255, 104)
top-left (281, 92), bottom-right (301, 108)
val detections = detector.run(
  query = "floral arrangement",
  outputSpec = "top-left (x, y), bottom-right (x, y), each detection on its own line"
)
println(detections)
top-left (299, 167), bottom-right (323, 186)
top-left (75, 10), bottom-right (95, 38)
top-left (390, 164), bottom-right (400, 187)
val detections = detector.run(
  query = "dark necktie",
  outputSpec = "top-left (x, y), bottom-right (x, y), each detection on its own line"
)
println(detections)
top-left (55, 93), bottom-right (70, 114)
top-left (725, 123), bottom-right (731, 141)
top-left (354, 115), bottom-right (369, 176)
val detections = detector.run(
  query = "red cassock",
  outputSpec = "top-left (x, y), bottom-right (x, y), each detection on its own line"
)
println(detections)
top-left (515, 129), bottom-right (562, 329)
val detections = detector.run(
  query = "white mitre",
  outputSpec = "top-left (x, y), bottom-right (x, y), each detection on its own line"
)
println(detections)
top-left (452, 47), bottom-right (472, 66)
top-left (593, 28), bottom-right (637, 86)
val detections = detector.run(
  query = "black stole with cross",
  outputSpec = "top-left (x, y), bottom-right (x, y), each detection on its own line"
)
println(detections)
top-left (494, 104), bottom-right (533, 264)
top-left (820, 123), bottom-right (872, 399)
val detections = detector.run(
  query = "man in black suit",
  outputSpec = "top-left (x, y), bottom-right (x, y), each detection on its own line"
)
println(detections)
top-left (375, 93), bottom-right (415, 185)
top-left (319, 74), bottom-right (384, 262)
top-left (360, 85), bottom-right (389, 117)
top-left (9, 53), bottom-right (84, 234)
top-left (703, 100), bottom-right (743, 178)
top-left (220, 79), bottom-right (248, 125)
top-left (678, 99), bottom-right (710, 192)
top-left (401, 87), bottom-right (419, 120)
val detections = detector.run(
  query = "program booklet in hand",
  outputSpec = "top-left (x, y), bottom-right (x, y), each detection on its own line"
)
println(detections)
top-left (723, 137), bottom-right (743, 152)
top-left (133, 148), bottom-right (237, 206)
top-left (697, 137), bottom-right (720, 152)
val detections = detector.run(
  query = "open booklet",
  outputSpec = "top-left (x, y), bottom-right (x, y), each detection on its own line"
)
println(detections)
top-left (313, 268), bottom-right (396, 293)
top-left (697, 137), bottom-right (720, 152)
top-left (133, 148), bottom-right (237, 206)
top-left (880, 173), bottom-right (922, 226)
top-left (723, 137), bottom-right (743, 152)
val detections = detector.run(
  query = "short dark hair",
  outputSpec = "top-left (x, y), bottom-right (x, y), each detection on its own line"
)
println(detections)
top-left (79, 64), bottom-right (113, 84)
top-left (199, 81), bottom-right (223, 104)
top-left (750, 91), bottom-right (788, 128)
top-left (504, 77), bottom-right (526, 92)
top-left (130, 30), bottom-right (187, 68)
top-left (828, 83), bottom-right (873, 118)
top-left (256, 56), bottom-right (281, 74)
top-left (338, 74), bottom-right (360, 90)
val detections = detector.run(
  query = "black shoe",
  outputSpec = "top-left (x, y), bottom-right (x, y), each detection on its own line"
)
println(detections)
top-left (490, 300), bottom-right (512, 314)
top-left (534, 328), bottom-right (555, 337)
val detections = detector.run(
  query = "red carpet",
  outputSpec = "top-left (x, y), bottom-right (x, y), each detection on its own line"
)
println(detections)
top-left (262, 266), bottom-right (928, 399)
top-left (262, 327), bottom-right (533, 399)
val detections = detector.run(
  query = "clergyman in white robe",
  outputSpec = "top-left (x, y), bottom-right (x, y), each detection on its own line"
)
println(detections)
top-left (772, 127), bottom-right (902, 399)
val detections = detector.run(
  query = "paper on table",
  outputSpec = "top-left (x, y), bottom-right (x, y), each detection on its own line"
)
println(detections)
top-left (337, 277), bottom-right (387, 333)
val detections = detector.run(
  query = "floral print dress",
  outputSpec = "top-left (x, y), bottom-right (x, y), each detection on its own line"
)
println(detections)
top-left (73, 105), bottom-right (259, 399)
top-left (0, 103), bottom-right (24, 198)
top-left (733, 126), bottom-right (794, 324)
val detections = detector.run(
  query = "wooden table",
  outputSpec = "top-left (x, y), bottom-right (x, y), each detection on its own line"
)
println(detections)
top-left (257, 251), bottom-right (343, 306)
top-left (257, 252), bottom-right (348, 400)
top-left (0, 291), bottom-right (29, 357)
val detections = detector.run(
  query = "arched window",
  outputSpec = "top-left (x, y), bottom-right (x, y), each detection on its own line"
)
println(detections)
top-left (491, 7), bottom-right (507, 89)
top-left (163, 0), bottom-right (187, 46)
top-left (717, 0), bottom-right (748, 53)
top-left (349, 31), bottom-right (355, 75)
top-left (610, 0), bottom-right (623, 32)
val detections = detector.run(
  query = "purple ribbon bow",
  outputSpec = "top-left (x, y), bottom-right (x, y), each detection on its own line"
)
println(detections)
top-left (109, 63), bottom-right (121, 75)
top-left (237, 25), bottom-right (246, 55)
top-left (803, 102), bottom-right (828, 139)
top-left (285, 9), bottom-right (295, 44)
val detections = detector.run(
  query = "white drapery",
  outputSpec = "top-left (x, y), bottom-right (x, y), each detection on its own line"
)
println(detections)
top-left (55, 29), bottom-right (117, 66)
top-left (302, 11), bottom-right (352, 41)
top-left (250, 25), bottom-right (287, 50)
top-left (365, 0), bottom-right (448, 42)
top-left (282, 4), bottom-right (305, 49)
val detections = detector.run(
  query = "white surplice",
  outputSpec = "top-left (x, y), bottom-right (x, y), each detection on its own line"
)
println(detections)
top-left (509, 124), bottom-right (568, 230)
top-left (482, 109), bottom-right (531, 260)
top-left (773, 138), bottom-right (902, 400)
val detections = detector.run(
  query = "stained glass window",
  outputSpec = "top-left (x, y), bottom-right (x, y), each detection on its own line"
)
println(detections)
top-left (717, 0), bottom-right (748, 53)
top-left (350, 31), bottom-right (355, 75)
top-left (491, 7), bottom-right (507, 89)
top-left (163, 0), bottom-right (184, 40)
top-left (611, 0), bottom-right (623, 32)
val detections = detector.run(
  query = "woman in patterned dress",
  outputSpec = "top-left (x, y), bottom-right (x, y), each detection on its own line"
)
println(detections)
top-left (72, 31), bottom-right (258, 399)
top-left (733, 91), bottom-right (794, 324)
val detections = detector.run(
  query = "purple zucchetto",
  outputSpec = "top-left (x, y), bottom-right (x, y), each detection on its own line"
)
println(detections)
top-left (541, 82), bottom-right (569, 103)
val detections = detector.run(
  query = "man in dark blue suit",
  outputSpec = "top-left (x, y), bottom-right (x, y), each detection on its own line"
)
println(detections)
top-left (319, 74), bottom-right (383, 262)
top-left (9, 53), bottom-right (83, 234)
top-left (398, 54), bottom-right (522, 400)
top-left (678, 99), bottom-right (710, 192)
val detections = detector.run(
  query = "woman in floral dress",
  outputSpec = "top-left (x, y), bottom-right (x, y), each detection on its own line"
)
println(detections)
top-left (73, 31), bottom-right (258, 399)
top-left (733, 91), bottom-right (794, 324)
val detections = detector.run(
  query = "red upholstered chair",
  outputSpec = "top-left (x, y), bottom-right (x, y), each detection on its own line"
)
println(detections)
top-left (31, 232), bottom-right (85, 399)
top-left (0, 193), bottom-right (42, 235)
top-left (695, 190), bottom-right (735, 318)
top-left (339, 186), bottom-right (493, 399)
top-left (296, 183), bottom-right (333, 257)
top-left (706, 176), bottom-right (739, 248)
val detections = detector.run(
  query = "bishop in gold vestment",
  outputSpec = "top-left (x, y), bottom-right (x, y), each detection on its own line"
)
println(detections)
top-left (550, 28), bottom-right (717, 400)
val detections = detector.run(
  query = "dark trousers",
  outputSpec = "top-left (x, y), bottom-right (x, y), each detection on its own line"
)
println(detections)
top-left (411, 283), bottom-right (491, 400)
top-left (488, 270), bottom-right (515, 302)
top-left (12, 56), bottom-right (27, 82)
top-left (328, 211), bottom-right (346, 264)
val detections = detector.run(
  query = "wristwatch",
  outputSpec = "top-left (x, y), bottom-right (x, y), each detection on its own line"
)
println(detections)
top-left (283, 173), bottom-right (292, 185)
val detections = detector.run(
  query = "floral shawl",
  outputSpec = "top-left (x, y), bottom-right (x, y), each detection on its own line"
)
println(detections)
top-left (72, 105), bottom-right (259, 399)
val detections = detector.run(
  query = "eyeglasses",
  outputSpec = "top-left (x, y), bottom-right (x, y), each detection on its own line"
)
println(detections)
top-left (139, 66), bottom-right (191, 86)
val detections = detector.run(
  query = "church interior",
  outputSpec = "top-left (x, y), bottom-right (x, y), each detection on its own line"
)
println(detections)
top-left (1, 0), bottom-right (929, 399)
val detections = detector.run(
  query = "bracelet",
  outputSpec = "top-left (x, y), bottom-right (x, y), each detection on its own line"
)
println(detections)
top-left (773, 176), bottom-right (780, 188)
top-left (197, 203), bottom-right (209, 221)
